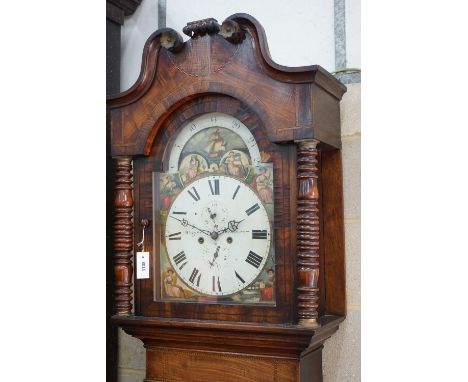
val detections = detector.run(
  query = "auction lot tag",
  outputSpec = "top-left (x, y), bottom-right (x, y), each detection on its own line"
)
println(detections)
top-left (136, 251), bottom-right (150, 279)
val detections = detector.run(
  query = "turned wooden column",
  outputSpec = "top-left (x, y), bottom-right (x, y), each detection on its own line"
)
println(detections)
top-left (296, 139), bottom-right (321, 327)
top-left (113, 156), bottom-right (134, 315)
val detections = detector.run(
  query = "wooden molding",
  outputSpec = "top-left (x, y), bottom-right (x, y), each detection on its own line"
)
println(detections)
top-left (112, 315), bottom-right (344, 358)
top-left (106, 1), bottom-right (124, 25)
top-left (107, 14), bottom-right (346, 109)
top-left (106, 0), bottom-right (142, 25)
top-left (107, 0), bottom-right (142, 16)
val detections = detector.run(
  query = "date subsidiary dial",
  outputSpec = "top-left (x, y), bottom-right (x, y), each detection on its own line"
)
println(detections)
top-left (165, 174), bottom-right (272, 296)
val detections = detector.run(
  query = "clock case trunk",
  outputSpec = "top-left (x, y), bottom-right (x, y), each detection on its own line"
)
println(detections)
top-left (108, 13), bottom-right (347, 382)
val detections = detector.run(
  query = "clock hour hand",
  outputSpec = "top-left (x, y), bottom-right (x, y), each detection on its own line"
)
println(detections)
top-left (209, 245), bottom-right (221, 268)
top-left (169, 216), bottom-right (211, 236)
top-left (217, 219), bottom-right (244, 235)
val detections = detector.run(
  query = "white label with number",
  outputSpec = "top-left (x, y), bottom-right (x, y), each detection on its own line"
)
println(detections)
top-left (136, 251), bottom-right (150, 279)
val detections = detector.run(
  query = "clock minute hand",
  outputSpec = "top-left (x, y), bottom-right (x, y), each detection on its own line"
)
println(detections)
top-left (169, 216), bottom-right (211, 236)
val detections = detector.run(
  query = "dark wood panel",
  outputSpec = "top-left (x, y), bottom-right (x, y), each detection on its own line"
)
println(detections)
top-left (311, 84), bottom-right (342, 149)
top-left (300, 345), bottom-right (323, 382)
top-left (321, 149), bottom-right (346, 316)
top-left (146, 347), bottom-right (298, 382)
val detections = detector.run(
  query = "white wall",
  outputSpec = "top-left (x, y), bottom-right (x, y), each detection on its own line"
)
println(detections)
top-left (165, 0), bottom-right (335, 69)
top-left (120, 0), bottom-right (361, 91)
top-left (346, 0), bottom-right (361, 68)
top-left (121, 0), bottom-right (159, 92)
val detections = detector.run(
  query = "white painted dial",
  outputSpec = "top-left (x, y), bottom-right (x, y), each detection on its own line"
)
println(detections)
top-left (165, 174), bottom-right (271, 296)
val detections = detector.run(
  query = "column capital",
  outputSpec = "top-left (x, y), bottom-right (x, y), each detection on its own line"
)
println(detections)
top-left (294, 138), bottom-right (320, 148)
top-left (113, 155), bottom-right (133, 163)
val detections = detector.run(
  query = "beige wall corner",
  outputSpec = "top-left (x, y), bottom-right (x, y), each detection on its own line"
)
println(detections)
top-left (117, 367), bottom-right (146, 382)
top-left (323, 82), bottom-right (361, 381)
top-left (117, 329), bottom-right (145, 381)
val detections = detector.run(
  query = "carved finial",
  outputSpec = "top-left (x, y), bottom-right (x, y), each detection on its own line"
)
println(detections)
top-left (219, 19), bottom-right (245, 44)
top-left (160, 30), bottom-right (184, 53)
top-left (183, 18), bottom-right (220, 38)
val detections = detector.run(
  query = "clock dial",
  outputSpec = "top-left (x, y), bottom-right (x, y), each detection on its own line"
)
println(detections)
top-left (165, 175), bottom-right (271, 296)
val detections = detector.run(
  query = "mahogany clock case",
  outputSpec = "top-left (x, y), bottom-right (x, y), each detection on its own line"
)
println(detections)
top-left (108, 13), bottom-right (346, 329)
top-left (137, 94), bottom-right (296, 323)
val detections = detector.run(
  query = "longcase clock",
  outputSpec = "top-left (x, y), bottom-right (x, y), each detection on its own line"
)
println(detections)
top-left (108, 14), bottom-right (347, 382)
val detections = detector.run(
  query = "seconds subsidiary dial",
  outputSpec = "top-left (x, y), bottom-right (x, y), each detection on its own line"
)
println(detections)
top-left (165, 174), bottom-right (271, 296)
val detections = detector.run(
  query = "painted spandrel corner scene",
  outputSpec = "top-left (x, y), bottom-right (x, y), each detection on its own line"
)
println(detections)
top-left (154, 124), bottom-right (276, 305)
